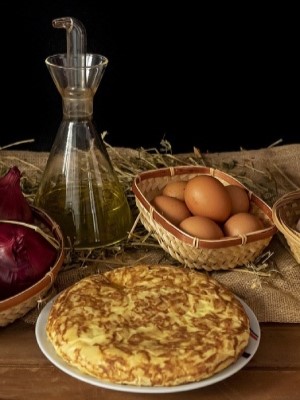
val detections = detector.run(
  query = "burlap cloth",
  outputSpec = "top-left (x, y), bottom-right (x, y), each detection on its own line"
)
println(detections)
top-left (1, 143), bottom-right (299, 323)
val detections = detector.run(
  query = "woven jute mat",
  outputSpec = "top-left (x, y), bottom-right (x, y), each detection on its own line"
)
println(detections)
top-left (1, 143), bottom-right (299, 323)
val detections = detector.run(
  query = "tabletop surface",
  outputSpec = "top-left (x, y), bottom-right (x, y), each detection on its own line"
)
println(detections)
top-left (0, 319), bottom-right (299, 400)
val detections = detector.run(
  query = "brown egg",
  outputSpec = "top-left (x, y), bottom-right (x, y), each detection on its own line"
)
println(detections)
top-left (151, 195), bottom-right (191, 226)
top-left (184, 175), bottom-right (232, 223)
top-left (162, 180), bottom-right (188, 201)
top-left (223, 212), bottom-right (264, 236)
top-left (179, 216), bottom-right (224, 240)
top-left (225, 184), bottom-right (250, 215)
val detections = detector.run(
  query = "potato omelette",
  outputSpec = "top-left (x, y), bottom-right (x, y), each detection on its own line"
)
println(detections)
top-left (46, 264), bottom-right (250, 386)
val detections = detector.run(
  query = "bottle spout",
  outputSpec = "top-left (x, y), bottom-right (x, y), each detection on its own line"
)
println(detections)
top-left (52, 16), bottom-right (87, 87)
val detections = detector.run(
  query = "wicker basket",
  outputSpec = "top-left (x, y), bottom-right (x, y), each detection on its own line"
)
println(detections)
top-left (272, 189), bottom-right (300, 263)
top-left (132, 165), bottom-right (277, 271)
top-left (0, 206), bottom-right (65, 327)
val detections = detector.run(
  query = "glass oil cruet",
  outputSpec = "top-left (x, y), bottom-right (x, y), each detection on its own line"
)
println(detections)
top-left (34, 17), bottom-right (132, 250)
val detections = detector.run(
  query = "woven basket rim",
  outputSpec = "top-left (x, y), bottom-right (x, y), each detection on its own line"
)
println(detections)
top-left (272, 189), bottom-right (300, 242)
top-left (0, 206), bottom-right (65, 313)
top-left (132, 165), bottom-right (277, 250)
top-left (273, 189), bottom-right (300, 208)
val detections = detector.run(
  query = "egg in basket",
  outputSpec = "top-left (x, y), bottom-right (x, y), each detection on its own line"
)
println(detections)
top-left (132, 165), bottom-right (277, 271)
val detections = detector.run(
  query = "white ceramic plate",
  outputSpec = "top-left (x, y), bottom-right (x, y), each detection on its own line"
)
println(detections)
top-left (35, 295), bottom-right (260, 394)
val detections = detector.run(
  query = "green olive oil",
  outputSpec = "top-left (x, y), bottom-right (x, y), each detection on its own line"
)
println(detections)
top-left (35, 183), bottom-right (132, 249)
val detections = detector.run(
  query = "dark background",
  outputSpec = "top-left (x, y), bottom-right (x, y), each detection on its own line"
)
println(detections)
top-left (1, 1), bottom-right (299, 154)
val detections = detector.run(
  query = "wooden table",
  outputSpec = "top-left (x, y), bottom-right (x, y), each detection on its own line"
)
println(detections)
top-left (0, 320), bottom-right (299, 400)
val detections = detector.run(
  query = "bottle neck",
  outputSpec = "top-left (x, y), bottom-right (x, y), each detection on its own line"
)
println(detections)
top-left (62, 96), bottom-right (93, 118)
top-left (61, 87), bottom-right (94, 118)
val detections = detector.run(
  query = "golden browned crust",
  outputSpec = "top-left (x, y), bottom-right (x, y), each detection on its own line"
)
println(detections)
top-left (46, 265), bottom-right (250, 386)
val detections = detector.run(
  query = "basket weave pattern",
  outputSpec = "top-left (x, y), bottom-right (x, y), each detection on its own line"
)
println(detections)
top-left (272, 189), bottom-right (300, 263)
top-left (0, 206), bottom-right (65, 327)
top-left (132, 166), bottom-right (277, 271)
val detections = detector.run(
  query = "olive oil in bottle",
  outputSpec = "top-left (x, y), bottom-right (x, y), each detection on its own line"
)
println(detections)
top-left (35, 182), bottom-right (132, 249)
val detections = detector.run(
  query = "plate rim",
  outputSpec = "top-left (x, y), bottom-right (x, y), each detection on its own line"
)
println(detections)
top-left (35, 294), bottom-right (260, 394)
